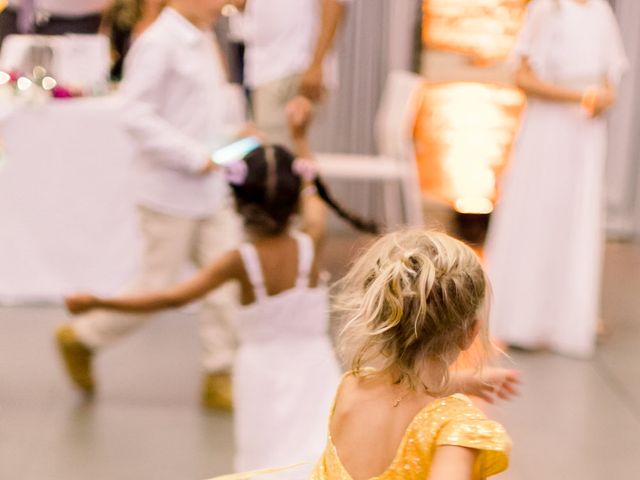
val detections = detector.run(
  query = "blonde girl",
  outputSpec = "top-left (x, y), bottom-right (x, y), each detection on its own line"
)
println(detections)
top-left (312, 229), bottom-right (518, 480)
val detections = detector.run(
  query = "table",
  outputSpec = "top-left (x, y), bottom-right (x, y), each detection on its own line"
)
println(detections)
top-left (0, 97), bottom-right (141, 303)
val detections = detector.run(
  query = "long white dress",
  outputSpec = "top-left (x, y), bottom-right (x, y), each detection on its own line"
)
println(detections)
top-left (234, 232), bottom-right (342, 478)
top-left (485, 0), bottom-right (628, 358)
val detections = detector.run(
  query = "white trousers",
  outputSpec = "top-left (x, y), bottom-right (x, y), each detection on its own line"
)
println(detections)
top-left (72, 204), bottom-right (242, 373)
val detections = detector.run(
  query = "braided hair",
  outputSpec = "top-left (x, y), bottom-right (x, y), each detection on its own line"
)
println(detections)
top-left (230, 145), bottom-right (379, 236)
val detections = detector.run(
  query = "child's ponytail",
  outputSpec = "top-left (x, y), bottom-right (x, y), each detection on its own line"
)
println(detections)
top-left (313, 177), bottom-right (380, 235)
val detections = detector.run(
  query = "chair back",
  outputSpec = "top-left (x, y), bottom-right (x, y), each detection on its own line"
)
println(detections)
top-left (374, 70), bottom-right (424, 161)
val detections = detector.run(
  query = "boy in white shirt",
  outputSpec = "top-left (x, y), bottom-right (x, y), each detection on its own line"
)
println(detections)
top-left (56, 0), bottom-right (241, 410)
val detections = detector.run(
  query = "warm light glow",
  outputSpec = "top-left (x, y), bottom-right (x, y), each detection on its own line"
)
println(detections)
top-left (221, 4), bottom-right (239, 17)
top-left (414, 82), bottom-right (526, 206)
top-left (423, 0), bottom-right (529, 62)
top-left (455, 197), bottom-right (494, 214)
top-left (0, 71), bottom-right (9, 85)
top-left (41, 76), bottom-right (57, 91)
top-left (16, 77), bottom-right (32, 91)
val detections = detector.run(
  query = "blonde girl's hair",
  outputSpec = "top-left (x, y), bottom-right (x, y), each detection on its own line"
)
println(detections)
top-left (334, 229), bottom-right (494, 393)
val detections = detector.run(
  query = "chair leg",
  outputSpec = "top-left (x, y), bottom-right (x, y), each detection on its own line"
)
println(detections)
top-left (383, 180), bottom-right (402, 229)
top-left (401, 174), bottom-right (424, 226)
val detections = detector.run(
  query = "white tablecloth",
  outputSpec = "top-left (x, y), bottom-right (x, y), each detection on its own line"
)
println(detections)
top-left (0, 97), bottom-right (141, 303)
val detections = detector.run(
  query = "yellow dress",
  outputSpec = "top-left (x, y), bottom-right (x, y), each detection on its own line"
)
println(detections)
top-left (311, 393), bottom-right (511, 479)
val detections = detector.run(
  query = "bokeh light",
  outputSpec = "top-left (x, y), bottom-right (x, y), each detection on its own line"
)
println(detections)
top-left (414, 81), bottom-right (526, 212)
top-left (423, 0), bottom-right (528, 63)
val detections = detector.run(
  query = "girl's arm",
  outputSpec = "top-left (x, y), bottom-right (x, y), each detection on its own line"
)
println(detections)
top-left (66, 250), bottom-right (243, 315)
top-left (448, 368), bottom-right (520, 403)
top-left (287, 96), bottom-right (328, 247)
top-left (428, 445), bottom-right (478, 480)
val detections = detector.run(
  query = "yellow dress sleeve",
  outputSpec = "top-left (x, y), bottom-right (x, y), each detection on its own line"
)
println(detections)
top-left (436, 404), bottom-right (511, 478)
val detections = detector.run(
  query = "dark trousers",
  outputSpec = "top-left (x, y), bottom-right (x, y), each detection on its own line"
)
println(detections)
top-left (0, 9), bottom-right (101, 49)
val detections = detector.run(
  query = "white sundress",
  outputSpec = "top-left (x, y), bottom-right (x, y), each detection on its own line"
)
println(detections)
top-left (233, 232), bottom-right (342, 478)
top-left (484, 0), bottom-right (628, 358)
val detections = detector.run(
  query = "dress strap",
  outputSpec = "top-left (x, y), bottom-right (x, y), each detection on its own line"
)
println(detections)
top-left (238, 243), bottom-right (268, 300)
top-left (292, 231), bottom-right (314, 288)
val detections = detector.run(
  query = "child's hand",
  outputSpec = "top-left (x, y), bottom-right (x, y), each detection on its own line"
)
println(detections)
top-left (455, 368), bottom-right (521, 403)
top-left (65, 293), bottom-right (99, 315)
top-left (286, 95), bottom-right (314, 140)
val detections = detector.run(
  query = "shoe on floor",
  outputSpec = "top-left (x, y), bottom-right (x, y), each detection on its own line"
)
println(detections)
top-left (55, 325), bottom-right (95, 396)
top-left (202, 372), bottom-right (233, 411)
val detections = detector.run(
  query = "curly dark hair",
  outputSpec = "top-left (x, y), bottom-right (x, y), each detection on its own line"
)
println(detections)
top-left (230, 145), bottom-right (379, 236)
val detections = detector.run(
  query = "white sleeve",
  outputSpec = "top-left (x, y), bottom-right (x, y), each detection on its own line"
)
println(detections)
top-left (603, 3), bottom-right (629, 86)
top-left (511, 1), bottom-right (546, 60)
top-left (118, 40), bottom-right (209, 174)
top-left (509, 0), bottom-right (553, 72)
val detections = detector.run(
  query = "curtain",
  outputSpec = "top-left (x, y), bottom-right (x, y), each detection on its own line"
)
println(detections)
top-left (606, 0), bottom-right (640, 238)
top-left (310, 0), bottom-right (422, 224)
top-left (311, 0), bottom-right (422, 154)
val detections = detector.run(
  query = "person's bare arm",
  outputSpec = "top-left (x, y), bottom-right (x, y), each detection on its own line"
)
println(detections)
top-left (515, 58), bottom-right (583, 103)
top-left (299, 0), bottom-right (348, 101)
top-left (447, 368), bottom-right (520, 403)
top-left (286, 96), bottom-right (327, 246)
top-left (299, 176), bottom-right (327, 247)
top-left (66, 250), bottom-right (243, 315)
top-left (428, 446), bottom-right (478, 480)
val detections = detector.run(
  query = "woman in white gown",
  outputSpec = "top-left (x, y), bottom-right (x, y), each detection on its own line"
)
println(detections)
top-left (485, 0), bottom-right (628, 357)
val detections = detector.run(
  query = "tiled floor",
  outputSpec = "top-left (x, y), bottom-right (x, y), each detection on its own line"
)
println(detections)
top-left (1, 236), bottom-right (639, 479)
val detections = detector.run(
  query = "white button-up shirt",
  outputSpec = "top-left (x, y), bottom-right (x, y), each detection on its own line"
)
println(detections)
top-left (241, 0), bottom-right (351, 89)
top-left (119, 7), bottom-right (231, 219)
top-left (8, 0), bottom-right (109, 16)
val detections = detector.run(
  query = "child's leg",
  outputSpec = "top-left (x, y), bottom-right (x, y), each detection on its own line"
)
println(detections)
top-left (71, 206), bottom-right (196, 348)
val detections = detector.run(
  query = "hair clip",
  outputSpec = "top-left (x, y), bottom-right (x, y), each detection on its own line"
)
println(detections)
top-left (292, 157), bottom-right (318, 182)
top-left (225, 160), bottom-right (248, 185)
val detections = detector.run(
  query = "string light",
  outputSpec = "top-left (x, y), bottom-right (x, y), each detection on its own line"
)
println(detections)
top-left (16, 77), bottom-right (32, 91)
top-left (41, 76), bottom-right (57, 91)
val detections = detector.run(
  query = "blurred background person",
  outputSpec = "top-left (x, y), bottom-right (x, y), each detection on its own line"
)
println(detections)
top-left (0, 0), bottom-right (110, 48)
top-left (100, 0), bottom-right (166, 80)
top-left (485, 0), bottom-right (628, 358)
top-left (227, 0), bottom-right (351, 148)
top-left (55, 0), bottom-right (243, 411)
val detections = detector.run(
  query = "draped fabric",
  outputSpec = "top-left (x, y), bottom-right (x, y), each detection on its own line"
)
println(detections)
top-left (606, 0), bottom-right (640, 238)
top-left (311, 0), bottom-right (422, 155)
top-left (310, 0), bottom-right (422, 224)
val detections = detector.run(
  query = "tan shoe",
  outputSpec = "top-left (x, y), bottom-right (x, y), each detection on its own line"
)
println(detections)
top-left (55, 325), bottom-right (95, 396)
top-left (202, 372), bottom-right (233, 411)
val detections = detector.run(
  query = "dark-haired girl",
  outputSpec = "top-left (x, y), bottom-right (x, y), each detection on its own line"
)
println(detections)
top-left (64, 98), bottom-right (377, 476)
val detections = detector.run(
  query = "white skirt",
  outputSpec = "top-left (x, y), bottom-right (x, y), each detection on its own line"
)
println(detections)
top-left (485, 100), bottom-right (607, 358)
top-left (233, 336), bottom-right (341, 478)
